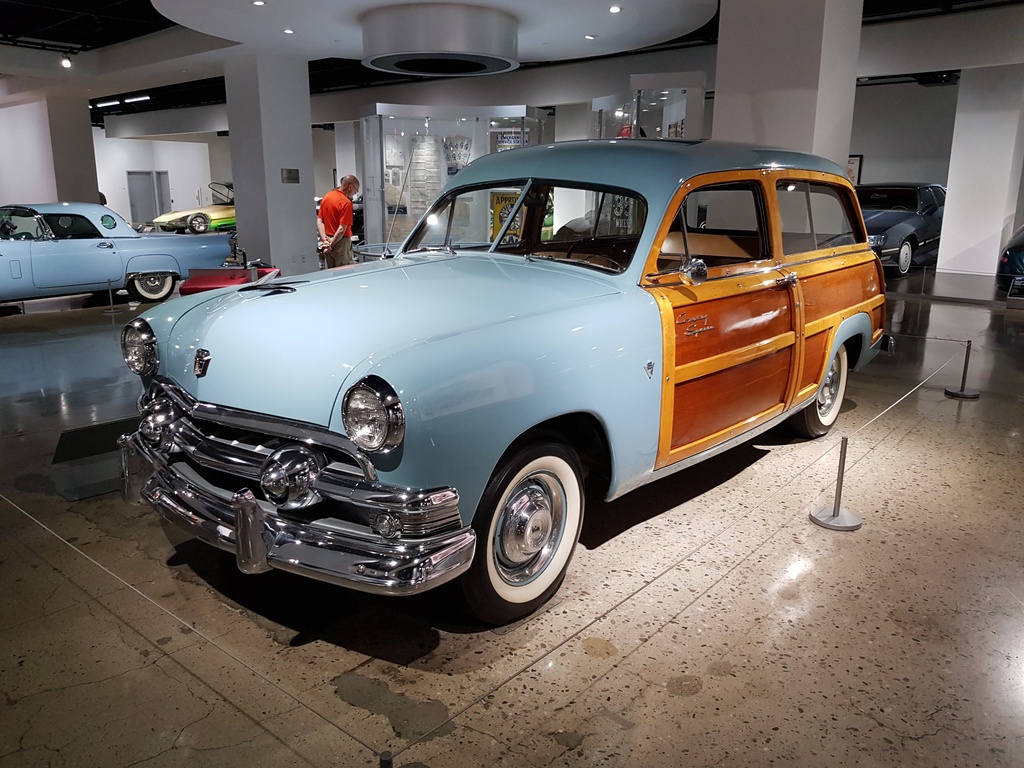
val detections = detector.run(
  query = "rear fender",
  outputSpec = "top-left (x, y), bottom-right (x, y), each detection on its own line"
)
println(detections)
top-left (124, 254), bottom-right (182, 278)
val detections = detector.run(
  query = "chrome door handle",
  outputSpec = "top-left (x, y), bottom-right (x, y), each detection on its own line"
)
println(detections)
top-left (97, 241), bottom-right (115, 249)
top-left (775, 272), bottom-right (798, 287)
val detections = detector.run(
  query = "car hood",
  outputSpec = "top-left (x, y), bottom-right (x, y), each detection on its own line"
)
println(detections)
top-left (159, 254), bottom-right (621, 425)
top-left (861, 209), bottom-right (915, 234)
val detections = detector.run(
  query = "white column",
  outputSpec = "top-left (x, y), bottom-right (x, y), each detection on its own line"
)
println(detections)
top-left (0, 94), bottom-right (98, 204)
top-left (712, 0), bottom-right (863, 167)
top-left (937, 64), bottom-right (1024, 275)
top-left (554, 102), bottom-right (591, 141)
top-left (224, 54), bottom-right (317, 275)
top-left (46, 94), bottom-right (101, 203)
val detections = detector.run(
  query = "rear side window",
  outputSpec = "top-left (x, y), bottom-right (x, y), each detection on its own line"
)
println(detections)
top-left (777, 181), bottom-right (860, 254)
top-left (42, 213), bottom-right (102, 239)
top-left (670, 182), bottom-right (768, 264)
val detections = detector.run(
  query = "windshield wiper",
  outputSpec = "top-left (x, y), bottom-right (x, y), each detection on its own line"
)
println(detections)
top-left (526, 253), bottom-right (620, 274)
top-left (403, 244), bottom-right (457, 256)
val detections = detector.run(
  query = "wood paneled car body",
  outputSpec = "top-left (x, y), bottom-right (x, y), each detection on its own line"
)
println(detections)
top-left (120, 139), bottom-right (887, 624)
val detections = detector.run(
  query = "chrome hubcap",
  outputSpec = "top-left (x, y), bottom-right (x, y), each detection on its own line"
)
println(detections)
top-left (817, 356), bottom-right (840, 416)
top-left (495, 471), bottom-right (565, 585)
top-left (140, 275), bottom-right (166, 292)
top-left (898, 243), bottom-right (912, 273)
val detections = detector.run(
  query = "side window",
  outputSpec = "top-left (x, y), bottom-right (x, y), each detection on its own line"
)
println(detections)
top-left (665, 182), bottom-right (766, 267)
top-left (777, 180), bottom-right (859, 254)
top-left (42, 213), bottom-right (102, 240)
top-left (919, 188), bottom-right (936, 212)
top-left (932, 186), bottom-right (946, 206)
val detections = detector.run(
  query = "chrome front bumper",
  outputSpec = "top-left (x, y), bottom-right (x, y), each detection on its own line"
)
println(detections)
top-left (120, 432), bottom-right (476, 595)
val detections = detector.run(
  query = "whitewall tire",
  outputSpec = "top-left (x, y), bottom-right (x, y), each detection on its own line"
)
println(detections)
top-left (462, 439), bottom-right (584, 625)
top-left (790, 344), bottom-right (848, 439)
top-left (127, 274), bottom-right (175, 302)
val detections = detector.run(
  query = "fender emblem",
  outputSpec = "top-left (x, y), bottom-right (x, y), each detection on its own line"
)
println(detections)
top-left (194, 349), bottom-right (211, 378)
top-left (644, 361), bottom-right (654, 379)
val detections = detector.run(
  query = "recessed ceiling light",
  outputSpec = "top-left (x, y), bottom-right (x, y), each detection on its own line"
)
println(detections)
top-left (124, 95), bottom-right (150, 103)
top-left (283, 28), bottom-right (294, 34)
top-left (609, 5), bottom-right (621, 12)
top-left (585, 34), bottom-right (597, 40)
top-left (95, 100), bottom-right (120, 108)
top-left (252, 1), bottom-right (264, 5)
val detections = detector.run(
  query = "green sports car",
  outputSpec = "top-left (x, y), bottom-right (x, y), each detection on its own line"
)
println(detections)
top-left (153, 182), bottom-right (236, 233)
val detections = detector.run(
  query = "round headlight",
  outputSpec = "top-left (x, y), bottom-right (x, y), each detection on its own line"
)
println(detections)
top-left (342, 376), bottom-right (405, 453)
top-left (121, 318), bottom-right (159, 376)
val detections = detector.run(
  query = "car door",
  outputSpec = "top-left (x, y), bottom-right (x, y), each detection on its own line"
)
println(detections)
top-left (770, 174), bottom-right (885, 407)
top-left (30, 212), bottom-right (122, 290)
top-left (916, 186), bottom-right (942, 258)
top-left (0, 207), bottom-right (42, 300)
top-left (641, 173), bottom-right (802, 469)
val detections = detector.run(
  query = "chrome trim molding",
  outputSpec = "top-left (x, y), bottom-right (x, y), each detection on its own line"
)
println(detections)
top-left (122, 431), bottom-right (475, 595)
top-left (122, 377), bottom-right (469, 593)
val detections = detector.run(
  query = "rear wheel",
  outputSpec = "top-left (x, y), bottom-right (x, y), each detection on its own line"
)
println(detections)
top-left (462, 439), bottom-right (584, 625)
top-left (127, 274), bottom-right (175, 302)
top-left (790, 345), bottom-right (848, 438)
top-left (187, 213), bottom-right (210, 234)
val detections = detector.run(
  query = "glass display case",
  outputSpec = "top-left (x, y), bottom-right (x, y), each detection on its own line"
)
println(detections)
top-left (360, 104), bottom-right (549, 245)
top-left (593, 75), bottom-right (707, 141)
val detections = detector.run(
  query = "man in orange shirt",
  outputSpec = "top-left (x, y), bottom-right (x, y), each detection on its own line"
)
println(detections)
top-left (317, 174), bottom-right (360, 268)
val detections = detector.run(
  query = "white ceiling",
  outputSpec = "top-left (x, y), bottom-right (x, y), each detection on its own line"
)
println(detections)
top-left (150, 0), bottom-right (719, 64)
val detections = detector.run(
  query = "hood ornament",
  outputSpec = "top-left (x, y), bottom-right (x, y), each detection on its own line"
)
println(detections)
top-left (194, 349), bottom-right (211, 378)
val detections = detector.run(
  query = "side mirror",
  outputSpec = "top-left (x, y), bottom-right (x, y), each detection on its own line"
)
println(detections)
top-left (682, 257), bottom-right (707, 286)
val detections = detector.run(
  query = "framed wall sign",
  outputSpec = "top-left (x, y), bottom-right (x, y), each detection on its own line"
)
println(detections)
top-left (846, 154), bottom-right (863, 185)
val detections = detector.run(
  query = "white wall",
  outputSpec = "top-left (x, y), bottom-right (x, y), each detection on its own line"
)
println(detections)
top-left (92, 127), bottom-right (212, 221)
top-left (312, 125), bottom-right (337, 196)
top-left (0, 101), bottom-right (57, 203)
top-left (849, 81), bottom-right (958, 184)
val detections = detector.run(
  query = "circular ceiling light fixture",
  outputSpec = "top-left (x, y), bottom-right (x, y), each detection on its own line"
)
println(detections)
top-left (361, 4), bottom-right (519, 76)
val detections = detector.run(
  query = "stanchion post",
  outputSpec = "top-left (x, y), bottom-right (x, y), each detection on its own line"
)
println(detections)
top-left (810, 436), bottom-right (862, 531)
top-left (944, 339), bottom-right (980, 400)
top-left (102, 279), bottom-right (122, 316)
top-left (378, 751), bottom-right (394, 768)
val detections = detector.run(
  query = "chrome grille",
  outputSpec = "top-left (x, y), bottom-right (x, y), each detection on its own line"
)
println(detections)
top-left (137, 377), bottom-right (462, 538)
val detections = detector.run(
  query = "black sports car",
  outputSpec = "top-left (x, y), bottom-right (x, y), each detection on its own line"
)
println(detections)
top-left (998, 225), bottom-right (1024, 291)
top-left (856, 183), bottom-right (945, 277)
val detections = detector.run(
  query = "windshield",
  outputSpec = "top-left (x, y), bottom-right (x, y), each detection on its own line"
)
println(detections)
top-left (405, 180), bottom-right (647, 274)
top-left (856, 187), bottom-right (917, 211)
top-left (210, 182), bottom-right (234, 205)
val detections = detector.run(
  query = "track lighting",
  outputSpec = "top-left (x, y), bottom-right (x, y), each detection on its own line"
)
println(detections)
top-left (61, 53), bottom-right (72, 69)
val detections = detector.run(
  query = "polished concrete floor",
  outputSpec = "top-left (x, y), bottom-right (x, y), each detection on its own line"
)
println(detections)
top-left (1, 283), bottom-right (1023, 767)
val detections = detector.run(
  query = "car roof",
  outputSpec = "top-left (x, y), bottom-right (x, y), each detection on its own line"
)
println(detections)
top-left (855, 183), bottom-right (942, 189)
top-left (4, 202), bottom-right (116, 216)
top-left (447, 139), bottom-right (846, 202)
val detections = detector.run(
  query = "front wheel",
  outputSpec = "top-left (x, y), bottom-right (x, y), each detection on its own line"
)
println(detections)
top-left (462, 440), bottom-right (584, 625)
top-left (127, 274), bottom-right (175, 302)
top-left (790, 344), bottom-right (848, 438)
top-left (893, 239), bottom-right (914, 277)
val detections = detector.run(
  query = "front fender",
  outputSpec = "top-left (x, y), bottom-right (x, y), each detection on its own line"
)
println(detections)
top-left (331, 289), bottom-right (665, 524)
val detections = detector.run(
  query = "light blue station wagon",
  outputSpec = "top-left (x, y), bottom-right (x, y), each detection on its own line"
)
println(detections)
top-left (120, 139), bottom-right (888, 624)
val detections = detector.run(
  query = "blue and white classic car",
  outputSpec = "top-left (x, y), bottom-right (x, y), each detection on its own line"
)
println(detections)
top-left (0, 203), bottom-right (232, 304)
top-left (120, 139), bottom-right (888, 624)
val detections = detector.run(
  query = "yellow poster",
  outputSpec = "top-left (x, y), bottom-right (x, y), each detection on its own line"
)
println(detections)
top-left (490, 192), bottom-right (522, 240)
